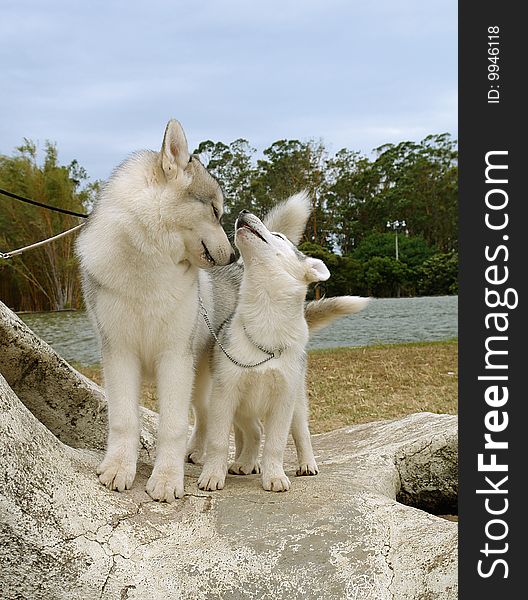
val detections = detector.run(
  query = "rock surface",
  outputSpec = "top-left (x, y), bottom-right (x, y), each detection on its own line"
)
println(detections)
top-left (0, 301), bottom-right (458, 599)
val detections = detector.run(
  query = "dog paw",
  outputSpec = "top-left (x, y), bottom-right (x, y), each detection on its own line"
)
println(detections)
top-left (197, 465), bottom-right (227, 491)
top-left (146, 468), bottom-right (184, 502)
top-left (186, 431), bottom-right (205, 464)
top-left (186, 449), bottom-right (205, 465)
top-left (228, 461), bottom-right (261, 475)
top-left (262, 472), bottom-right (291, 492)
top-left (97, 455), bottom-right (136, 492)
top-left (296, 460), bottom-right (319, 476)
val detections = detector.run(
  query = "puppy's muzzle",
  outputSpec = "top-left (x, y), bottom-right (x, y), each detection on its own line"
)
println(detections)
top-left (236, 211), bottom-right (268, 243)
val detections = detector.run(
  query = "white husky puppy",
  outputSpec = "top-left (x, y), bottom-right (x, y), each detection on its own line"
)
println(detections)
top-left (76, 120), bottom-right (236, 502)
top-left (198, 210), bottom-right (369, 492)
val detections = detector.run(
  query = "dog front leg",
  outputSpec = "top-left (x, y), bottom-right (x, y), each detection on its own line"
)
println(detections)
top-left (261, 384), bottom-right (295, 492)
top-left (146, 351), bottom-right (194, 502)
top-left (291, 384), bottom-right (319, 476)
top-left (198, 379), bottom-right (238, 491)
top-left (97, 348), bottom-right (141, 491)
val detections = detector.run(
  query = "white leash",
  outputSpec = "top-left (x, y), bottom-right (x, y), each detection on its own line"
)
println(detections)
top-left (0, 222), bottom-right (85, 260)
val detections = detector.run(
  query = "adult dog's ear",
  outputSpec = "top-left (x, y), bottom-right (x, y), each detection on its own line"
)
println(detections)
top-left (160, 119), bottom-right (190, 179)
top-left (304, 257), bottom-right (330, 283)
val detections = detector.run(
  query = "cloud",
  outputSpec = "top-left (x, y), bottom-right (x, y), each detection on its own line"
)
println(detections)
top-left (0, 0), bottom-right (457, 181)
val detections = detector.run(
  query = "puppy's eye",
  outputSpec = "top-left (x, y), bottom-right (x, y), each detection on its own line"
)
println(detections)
top-left (273, 233), bottom-right (284, 239)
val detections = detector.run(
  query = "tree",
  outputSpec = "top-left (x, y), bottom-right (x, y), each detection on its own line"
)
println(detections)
top-left (417, 252), bottom-right (459, 296)
top-left (363, 256), bottom-right (412, 297)
top-left (1, 131), bottom-right (459, 310)
top-left (324, 149), bottom-right (380, 254)
top-left (370, 134), bottom-right (458, 252)
top-left (0, 140), bottom-right (97, 311)
top-left (252, 139), bottom-right (329, 246)
top-left (193, 139), bottom-right (256, 236)
top-left (352, 232), bottom-right (436, 269)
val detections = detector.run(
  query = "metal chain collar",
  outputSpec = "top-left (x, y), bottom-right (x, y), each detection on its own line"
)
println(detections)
top-left (198, 296), bottom-right (283, 369)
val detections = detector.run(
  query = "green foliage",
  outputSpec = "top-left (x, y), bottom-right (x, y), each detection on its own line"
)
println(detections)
top-left (299, 241), bottom-right (366, 298)
top-left (195, 132), bottom-right (458, 257)
top-left (363, 257), bottom-right (412, 297)
top-left (417, 252), bottom-right (459, 296)
top-left (193, 139), bottom-right (256, 236)
top-left (324, 134), bottom-right (458, 253)
top-left (370, 134), bottom-right (458, 252)
top-left (352, 232), bottom-right (436, 269)
top-left (252, 139), bottom-right (329, 247)
top-left (324, 149), bottom-right (382, 254)
top-left (1, 132), bottom-right (458, 310)
top-left (0, 141), bottom-right (98, 310)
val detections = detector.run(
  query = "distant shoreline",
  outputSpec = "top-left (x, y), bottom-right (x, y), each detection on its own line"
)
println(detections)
top-left (15, 294), bottom-right (459, 315)
top-left (16, 308), bottom-right (77, 315)
top-left (19, 296), bottom-right (458, 366)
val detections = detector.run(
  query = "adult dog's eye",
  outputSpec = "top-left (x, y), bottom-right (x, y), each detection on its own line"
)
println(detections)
top-left (212, 205), bottom-right (219, 220)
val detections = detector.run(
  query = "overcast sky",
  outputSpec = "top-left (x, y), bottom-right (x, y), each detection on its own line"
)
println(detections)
top-left (1, 0), bottom-right (457, 182)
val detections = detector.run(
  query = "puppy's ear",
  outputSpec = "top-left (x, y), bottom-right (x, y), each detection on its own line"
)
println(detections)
top-left (263, 191), bottom-right (311, 245)
top-left (160, 119), bottom-right (190, 178)
top-left (305, 257), bottom-right (330, 283)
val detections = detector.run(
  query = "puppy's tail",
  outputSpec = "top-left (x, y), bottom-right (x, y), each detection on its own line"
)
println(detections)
top-left (305, 296), bottom-right (370, 335)
top-left (263, 190), bottom-right (311, 246)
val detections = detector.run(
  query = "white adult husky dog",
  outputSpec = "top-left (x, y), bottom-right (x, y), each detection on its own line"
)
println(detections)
top-left (76, 119), bottom-right (317, 502)
top-left (198, 210), bottom-right (369, 492)
top-left (76, 120), bottom-right (237, 502)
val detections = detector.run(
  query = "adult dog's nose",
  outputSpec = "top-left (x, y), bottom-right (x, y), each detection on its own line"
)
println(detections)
top-left (228, 250), bottom-right (237, 264)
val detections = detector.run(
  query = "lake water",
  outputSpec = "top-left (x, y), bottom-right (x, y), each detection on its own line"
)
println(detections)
top-left (18, 296), bottom-right (458, 367)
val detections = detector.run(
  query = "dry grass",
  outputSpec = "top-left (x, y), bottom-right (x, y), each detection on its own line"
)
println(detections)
top-left (75, 340), bottom-right (457, 434)
top-left (306, 340), bottom-right (457, 433)
top-left (77, 365), bottom-right (159, 412)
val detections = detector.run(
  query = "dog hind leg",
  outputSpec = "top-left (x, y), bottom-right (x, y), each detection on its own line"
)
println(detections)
top-left (229, 415), bottom-right (262, 475)
top-left (187, 353), bottom-right (212, 465)
top-left (234, 422), bottom-right (244, 462)
top-left (291, 384), bottom-right (319, 476)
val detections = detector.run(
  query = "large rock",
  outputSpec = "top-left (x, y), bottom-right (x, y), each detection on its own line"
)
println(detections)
top-left (0, 301), bottom-right (457, 599)
top-left (0, 300), bottom-right (157, 458)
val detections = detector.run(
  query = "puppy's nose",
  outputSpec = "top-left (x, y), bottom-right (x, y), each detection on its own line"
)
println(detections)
top-left (228, 251), bottom-right (237, 264)
top-left (238, 209), bottom-right (250, 217)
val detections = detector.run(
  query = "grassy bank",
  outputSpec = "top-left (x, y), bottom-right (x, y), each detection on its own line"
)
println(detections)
top-left (306, 340), bottom-right (457, 433)
top-left (75, 340), bottom-right (457, 434)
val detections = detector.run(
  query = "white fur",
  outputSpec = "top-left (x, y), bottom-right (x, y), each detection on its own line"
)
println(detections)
top-left (198, 213), bottom-right (368, 492)
top-left (76, 120), bottom-right (234, 502)
top-left (262, 190), bottom-right (312, 245)
top-left (76, 125), bottom-right (367, 502)
top-left (305, 296), bottom-right (370, 334)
